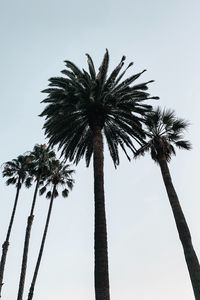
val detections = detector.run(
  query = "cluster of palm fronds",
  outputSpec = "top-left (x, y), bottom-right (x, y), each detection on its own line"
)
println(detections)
top-left (0, 144), bottom-right (74, 300)
top-left (1, 50), bottom-right (200, 300)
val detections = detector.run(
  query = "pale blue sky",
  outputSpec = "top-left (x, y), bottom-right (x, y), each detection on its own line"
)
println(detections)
top-left (0, 0), bottom-right (200, 299)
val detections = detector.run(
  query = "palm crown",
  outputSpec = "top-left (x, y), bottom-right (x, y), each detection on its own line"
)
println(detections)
top-left (28, 144), bottom-right (56, 179)
top-left (135, 107), bottom-right (191, 162)
top-left (39, 159), bottom-right (74, 199)
top-left (40, 50), bottom-right (158, 167)
top-left (2, 155), bottom-right (33, 188)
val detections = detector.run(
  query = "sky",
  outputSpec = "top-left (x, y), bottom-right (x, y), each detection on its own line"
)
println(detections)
top-left (0, 0), bottom-right (200, 299)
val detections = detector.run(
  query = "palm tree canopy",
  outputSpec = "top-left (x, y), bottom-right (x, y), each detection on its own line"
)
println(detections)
top-left (2, 155), bottom-right (33, 188)
top-left (28, 144), bottom-right (56, 179)
top-left (135, 106), bottom-right (191, 162)
top-left (39, 159), bottom-right (74, 199)
top-left (40, 50), bottom-right (159, 167)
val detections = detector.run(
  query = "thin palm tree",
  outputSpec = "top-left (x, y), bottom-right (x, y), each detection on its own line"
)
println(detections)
top-left (27, 159), bottom-right (74, 300)
top-left (17, 144), bottom-right (56, 300)
top-left (135, 107), bottom-right (200, 299)
top-left (0, 155), bottom-right (32, 297)
top-left (40, 50), bottom-right (158, 300)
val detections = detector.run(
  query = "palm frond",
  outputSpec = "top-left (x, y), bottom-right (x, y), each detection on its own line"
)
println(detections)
top-left (162, 108), bottom-right (175, 126)
top-left (86, 53), bottom-right (96, 80)
top-left (134, 142), bottom-right (151, 159)
top-left (63, 61), bottom-right (83, 79)
top-left (175, 140), bottom-right (192, 150)
top-left (24, 177), bottom-right (33, 188)
top-left (104, 55), bottom-right (126, 89)
top-left (114, 62), bottom-right (134, 86)
top-left (6, 177), bottom-right (16, 186)
top-left (96, 49), bottom-right (109, 88)
top-left (172, 118), bottom-right (190, 132)
top-left (62, 188), bottom-right (69, 198)
top-left (39, 186), bottom-right (47, 195)
top-left (46, 191), bottom-right (52, 199)
top-left (113, 69), bottom-right (146, 93)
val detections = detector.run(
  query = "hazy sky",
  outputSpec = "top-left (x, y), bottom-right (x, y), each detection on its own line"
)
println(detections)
top-left (0, 0), bottom-right (200, 299)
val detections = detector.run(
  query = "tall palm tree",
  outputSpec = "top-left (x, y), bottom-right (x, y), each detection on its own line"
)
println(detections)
top-left (17, 144), bottom-right (56, 300)
top-left (0, 155), bottom-right (32, 297)
top-left (135, 107), bottom-right (200, 299)
top-left (27, 159), bottom-right (74, 300)
top-left (40, 50), bottom-right (158, 300)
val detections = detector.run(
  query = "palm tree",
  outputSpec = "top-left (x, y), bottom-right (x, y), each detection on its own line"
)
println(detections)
top-left (0, 155), bottom-right (32, 297)
top-left (40, 50), bottom-right (158, 300)
top-left (27, 159), bottom-right (74, 300)
top-left (17, 144), bottom-right (56, 300)
top-left (135, 107), bottom-right (200, 299)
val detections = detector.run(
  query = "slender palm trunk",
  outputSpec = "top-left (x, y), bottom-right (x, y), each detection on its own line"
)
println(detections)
top-left (27, 184), bottom-right (56, 300)
top-left (93, 127), bottom-right (110, 300)
top-left (159, 157), bottom-right (200, 299)
top-left (17, 179), bottom-right (40, 300)
top-left (0, 177), bottom-right (21, 298)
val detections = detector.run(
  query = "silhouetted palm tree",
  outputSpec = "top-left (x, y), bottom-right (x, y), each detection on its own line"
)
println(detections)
top-left (40, 50), bottom-right (158, 300)
top-left (17, 144), bottom-right (56, 300)
top-left (0, 155), bottom-right (32, 297)
top-left (135, 107), bottom-right (200, 299)
top-left (27, 159), bottom-right (74, 300)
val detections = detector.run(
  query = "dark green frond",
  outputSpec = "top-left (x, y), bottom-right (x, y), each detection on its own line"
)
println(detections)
top-left (114, 62), bottom-right (134, 85)
top-left (66, 178), bottom-right (74, 190)
top-left (175, 140), bottom-right (192, 150)
top-left (62, 188), bottom-right (69, 198)
top-left (169, 144), bottom-right (176, 157)
top-left (39, 186), bottom-right (47, 195)
top-left (162, 108), bottom-right (175, 127)
top-left (86, 53), bottom-right (96, 80)
top-left (172, 118), bottom-right (190, 132)
top-left (85, 141), bottom-right (93, 167)
top-left (64, 60), bottom-right (83, 78)
top-left (46, 191), bottom-right (52, 199)
top-left (6, 177), bottom-right (17, 186)
top-left (53, 189), bottom-right (59, 198)
top-left (24, 177), bottom-right (33, 189)
top-left (96, 49), bottom-right (109, 89)
top-left (134, 142), bottom-right (151, 159)
top-left (104, 124), bottom-right (120, 167)
top-left (114, 69), bottom-right (146, 93)
top-left (104, 55), bottom-right (126, 89)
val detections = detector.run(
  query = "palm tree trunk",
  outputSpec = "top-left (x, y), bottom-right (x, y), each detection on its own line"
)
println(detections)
top-left (0, 177), bottom-right (21, 298)
top-left (93, 127), bottom-right (110, 300)
top-left (27, 184), bottom-right (56, 300)
top-left (159, 157), bottom-right (200, 299)
top-left (17, 179), bottom-right (40, 300)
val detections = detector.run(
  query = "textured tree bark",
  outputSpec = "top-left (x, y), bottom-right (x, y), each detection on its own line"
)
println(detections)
top-left (0, 177), bottom-right (21, 298)
top-left (93, 127), bottom-right (110, 300)
top-left (159, 157), bottom-right (200, 300)
top-left (27, 184), bottom-right (56, 300)
top-left (17, 179), bottom-right (40, 300)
